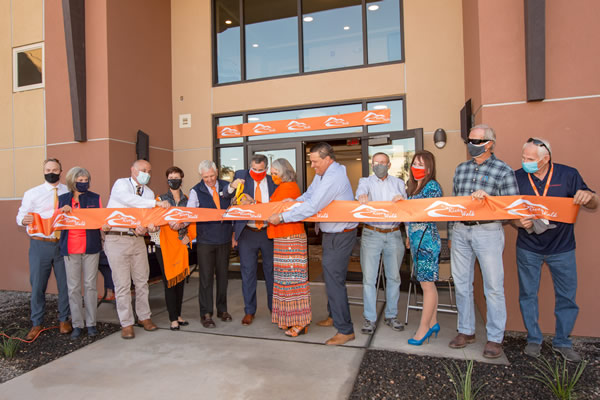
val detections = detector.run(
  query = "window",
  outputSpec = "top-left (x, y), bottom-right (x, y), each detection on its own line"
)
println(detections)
top-left (13, 43), bottom-right (44, 92)
top-left (213, 0), bottom-right (403, 84)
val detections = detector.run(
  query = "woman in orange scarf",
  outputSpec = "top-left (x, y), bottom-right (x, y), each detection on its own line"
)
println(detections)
top-left (268, 159), bottom-right (311, 337)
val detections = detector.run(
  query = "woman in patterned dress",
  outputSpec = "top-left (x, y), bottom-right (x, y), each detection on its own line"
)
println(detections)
top-left (267, 158), bottom-right (311, 337)
top-left (405, 151), bottom-right (443, 345)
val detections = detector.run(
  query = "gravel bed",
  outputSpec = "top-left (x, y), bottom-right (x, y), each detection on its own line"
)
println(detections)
top-left (351, 333), bottom-right (600, 399)
top-left (0, 290), bottom-right (120, 384)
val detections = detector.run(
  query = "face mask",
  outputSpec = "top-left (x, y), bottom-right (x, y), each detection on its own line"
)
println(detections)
top-left (373, 164), bottom-right (389, 179)
top-left (44, 173), bottom-right (60, 184)
top-left (168, 179), bottom-right (182, 190)
top-left (411, 166), bottom-right (426, 180)
top-left (467, 142), bottom-right (488, 158)
top-left (75, 182), bottom-right (89, 193)
top-left (136, 170), bottom-right (150, 185)
top-left (249, 168), bottom-right (266, 182)
top-left (271, 175), bottom-right (282, 185)
top-left (522, 161), bottom-right (539, 174)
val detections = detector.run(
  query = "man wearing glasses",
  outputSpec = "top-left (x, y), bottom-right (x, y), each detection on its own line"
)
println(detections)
top-left (513, 138), bottom-right (597, 362)
top-left (448, 124), bottom-right (519, 359)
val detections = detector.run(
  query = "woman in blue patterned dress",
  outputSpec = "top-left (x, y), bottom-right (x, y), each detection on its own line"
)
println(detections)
top-left (405, 151), bottom-right (442, 345)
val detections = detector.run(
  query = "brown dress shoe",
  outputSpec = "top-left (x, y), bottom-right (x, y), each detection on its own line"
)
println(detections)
top-left (59, 320), bottom-right (73, 334)
top-left (483, 341), bottom-right (503, 359)
top-left (317, 317), bottom-right (334, 327)
top-left (201, 314), bottom-right (216, 328)
top-left (449, 333), bottom-right (476, 349)
top-left (241, 314), bottom-right (255, 326)
top-left (121, 325), bottom-right (135, 339)
top-left (137, 319), bottom-right (158, 331)
top-left (25, 326), bottom-right (42, 341)
top-left (325, 332), bottom-right (355, 346)
top-left (217, 311), bottom-right (232, 322)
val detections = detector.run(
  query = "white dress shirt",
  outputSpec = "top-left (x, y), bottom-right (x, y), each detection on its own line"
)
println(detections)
top-left (106, 177), bottom-right (156, 208)
top-left (16, 181), bottom-right (68, 238)
top-left (355, 174), bottom-right (407, 228)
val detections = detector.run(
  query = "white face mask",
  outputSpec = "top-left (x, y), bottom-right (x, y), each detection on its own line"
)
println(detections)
top-left (136, 170), bottom-right (151, 185)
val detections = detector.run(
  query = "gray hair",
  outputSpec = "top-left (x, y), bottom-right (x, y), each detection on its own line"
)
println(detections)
top-left (523, 137), bottom-right (552, 158)
top-left (470, 124), bottom-right (496, 151)
top-left (66, 166), bottom-right (91, 192)
top-left (198, 160), bottom-right (218, 174)
top-left (271, 158), bottom-right (296, 183)
top-left (251, 154), bottom-right (268, 168)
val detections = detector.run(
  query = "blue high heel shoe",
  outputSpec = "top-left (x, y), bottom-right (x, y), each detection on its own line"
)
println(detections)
top-left (430, 323), bottom-right (441, 338)
top-left (408, 329), bottom-right (434, 346)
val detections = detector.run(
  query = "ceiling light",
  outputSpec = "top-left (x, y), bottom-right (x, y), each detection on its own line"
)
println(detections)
top-left (368, 5), bottom-right (380, 11)
top-left (373, 105), bottom-right (387, 110)
top-left (252, 43), bottom-right (259, 48)
top-left (225, 20), bottom-right (232, 25)
top-left (248, 117), bottom-right (259, 121)
top-left (356, 158), bottom-right (362, 161)
top-left (303, 16), bottom-right (314, 22)
top-left (343, 26), bottom-right (350, 31)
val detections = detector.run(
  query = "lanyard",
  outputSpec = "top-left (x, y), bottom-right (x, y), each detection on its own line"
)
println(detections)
top-left (528, 164), bottom-right (553, 197)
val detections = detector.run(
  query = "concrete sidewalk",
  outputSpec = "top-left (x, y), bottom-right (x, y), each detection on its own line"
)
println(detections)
top-left (0, 278), bottom-right (506, 399)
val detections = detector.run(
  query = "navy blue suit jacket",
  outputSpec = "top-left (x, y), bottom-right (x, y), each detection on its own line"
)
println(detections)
top-left (232, 170), bottom-right (277, 241)
top-left (191, 179), bottom-right (234, 245)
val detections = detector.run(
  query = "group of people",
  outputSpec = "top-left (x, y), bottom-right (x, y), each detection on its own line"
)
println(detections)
top-left (16, 124), bottom-right (596, 361)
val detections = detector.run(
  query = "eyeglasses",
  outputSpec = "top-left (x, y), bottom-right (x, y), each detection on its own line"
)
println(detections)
top-left (464, 138), bottom-right (490, 145)
top-left (527, 137), bottom-right (552, 157)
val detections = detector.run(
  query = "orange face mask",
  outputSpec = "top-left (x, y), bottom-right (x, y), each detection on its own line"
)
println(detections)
top-left (411, 166), bottom-right (426, 180)
top-left (249, 168), bottom-right (266, 182)
top-left (272, 175), bottom-right (282, 185)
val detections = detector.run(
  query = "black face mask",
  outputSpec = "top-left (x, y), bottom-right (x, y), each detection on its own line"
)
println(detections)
top-left (168, 179), bottom-right (182, 190)
top-left (75, 182), bottom-right (89, 193)
top-left (44, 173), bottom-right (60, 184)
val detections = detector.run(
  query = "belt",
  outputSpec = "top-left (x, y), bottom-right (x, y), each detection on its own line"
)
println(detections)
top-left (106, 230), bottom-right (137, 237)
top-left (462, 220), bottom-right (496, 226)
top-left (342, 228), bottom-right (356, 233)
top-left (245, 226), bottom-right (265, 233)
top-left (31, 236), bottom-right (59, 243)
top-left (364, 225), bottom-right (400, 234)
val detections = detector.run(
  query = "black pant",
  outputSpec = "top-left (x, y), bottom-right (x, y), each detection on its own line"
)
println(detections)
top-left (155, 247), bottom-right (185, 322)
top-left (197, 242), bottom-right (231, 316)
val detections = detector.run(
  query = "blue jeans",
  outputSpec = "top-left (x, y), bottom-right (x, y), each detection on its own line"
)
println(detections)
top-left (517, 247), bottom-right (578, 348)
top-left (451, 222), bottom-right (506, 343)
top-left (29, 239), bottom-right (70, 326)
top-left (360, 228), bottom-right (403, 322)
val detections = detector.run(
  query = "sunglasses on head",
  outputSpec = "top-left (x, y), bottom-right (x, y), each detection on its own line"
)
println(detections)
top-left (464, 138), bottom-right (490, 145)
top-left (527, 137), bottom-right (552, 157)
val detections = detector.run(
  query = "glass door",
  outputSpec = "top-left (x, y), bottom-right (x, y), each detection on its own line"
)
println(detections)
top-left (247, 142), bottom-right (304, 186)
top-left (362, 128), bottom-right (423, 180)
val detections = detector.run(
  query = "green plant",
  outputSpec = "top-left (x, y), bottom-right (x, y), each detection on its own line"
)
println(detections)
top-left (0, 328), bottom-right (26, 359)
top-left (444, 359), bottom-right (486, 400)
top-left (527, 356), bottom-right (588, 400)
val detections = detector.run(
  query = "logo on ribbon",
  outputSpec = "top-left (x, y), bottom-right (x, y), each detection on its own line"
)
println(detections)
top-left (363, 112), bottom-right (390, 124)
top-left (424, 201), bottom-right (475, 218)
top-left (106, 211), bottom-right (140, 226)
top-left (52, 213), bottom-right (86, 228)
top-left (351, 204), bottom-right (397, 219)
top-left (504, 199), bottom-right (557, 218)
top-left (324, 117), bottom-right (350, 128)
top-left (219, 127), bottom-right (242, 137)
top-left (287, 121), bottom-right (311, 131)
top-left (164, 208), bottom-right (198, 221)
top-left (252, 124), bottom-right (276, 134)
top-left (223, 207), bottom-right (262, 219)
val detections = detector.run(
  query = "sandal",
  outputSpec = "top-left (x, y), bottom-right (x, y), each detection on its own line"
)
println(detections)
top-left (285, 326), bottom-right (308, 337)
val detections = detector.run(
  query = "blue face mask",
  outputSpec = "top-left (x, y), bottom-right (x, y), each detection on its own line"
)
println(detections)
top-left (522, 161), bottom-right (539, 174)
top-left (75, 182), bottom-right (89, 193)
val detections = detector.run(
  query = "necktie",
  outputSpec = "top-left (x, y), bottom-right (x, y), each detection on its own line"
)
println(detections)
top-left (254, 182), bottom-right (264, 229)
top-left (136, 185), bottom-right (143, 196)
top-left (211, 186), bottom-right (221, 210)
top-left (53, 188), bottom-right (60, 239)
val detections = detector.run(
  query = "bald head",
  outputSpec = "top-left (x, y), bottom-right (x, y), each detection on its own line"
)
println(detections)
top-left (131, 159), bottom-right (152, 184)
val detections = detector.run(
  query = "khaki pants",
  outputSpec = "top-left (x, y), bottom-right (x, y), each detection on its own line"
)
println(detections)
top-left (64, 253), bottom-right (100, 328)
top-left (104, 235), bottom-right (151, 327)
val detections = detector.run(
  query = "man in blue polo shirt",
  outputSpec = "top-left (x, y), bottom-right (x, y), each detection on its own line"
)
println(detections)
top-left (514, 138), bottom-right (597, 362)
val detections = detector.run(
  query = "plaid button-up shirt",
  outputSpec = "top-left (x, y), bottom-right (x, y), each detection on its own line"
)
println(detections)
top-left (448, 153), bottom-right (519, 237)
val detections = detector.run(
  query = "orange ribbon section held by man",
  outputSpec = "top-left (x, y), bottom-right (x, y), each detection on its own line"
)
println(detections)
top-left (217, 109), bottom-right (391, 139)
top-left (27, 196), bottom-right (579, 236)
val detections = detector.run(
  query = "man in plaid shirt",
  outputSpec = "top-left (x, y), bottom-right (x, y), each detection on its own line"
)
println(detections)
top-left (448, 124), bottom-right (519, 359)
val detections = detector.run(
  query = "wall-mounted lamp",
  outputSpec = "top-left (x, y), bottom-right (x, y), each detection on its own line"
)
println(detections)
top-left (433, 128), bottom-right (447, 149)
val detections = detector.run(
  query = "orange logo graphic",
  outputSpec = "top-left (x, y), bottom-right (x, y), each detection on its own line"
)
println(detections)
top-left (351, 204), bottom-right (397, 219)
top-left (425, 201), bottom-right (475, 218)
top-left (106, 210), bottom-right (140, 226)
top-left (252, 124), bottom-right (276, 134)
top-left (223, 207), bottom-right (262, 219)
top-left (324, 117), bottom-right (350, 128)
top-left (52, 213), bottom-right (86, 228)
top-left (287, 121), bottom-right (311, 131)
top-left (164, 208), bottom-right (199, 221)
top-left (363, 112), bottom-right (390, 124)
top-left (504, 199), bottom-right (558, 218)
top-left (219, 127), bottom-right (242, 137)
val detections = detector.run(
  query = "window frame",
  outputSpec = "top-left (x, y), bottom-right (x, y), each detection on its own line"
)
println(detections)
top-left (13, 42), bottom-right (45, 92)
top-left (212, 0), bottom-right (405, 86)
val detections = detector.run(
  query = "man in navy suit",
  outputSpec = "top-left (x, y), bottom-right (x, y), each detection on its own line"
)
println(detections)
top-left (228, 154), bottom-right (278, 325)
top-left (188, 160), bottom-right (236, 328)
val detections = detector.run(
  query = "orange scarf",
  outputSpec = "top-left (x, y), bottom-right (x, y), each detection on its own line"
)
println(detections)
top-left (159, 222), bottom-right (196, 288)
top-left (267, 182), bottom-right (305, 239)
